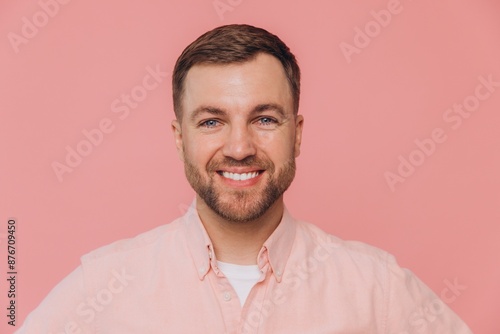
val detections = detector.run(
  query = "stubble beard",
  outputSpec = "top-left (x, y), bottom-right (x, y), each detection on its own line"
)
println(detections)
top-left (184, 153), bottom-right (296, 223)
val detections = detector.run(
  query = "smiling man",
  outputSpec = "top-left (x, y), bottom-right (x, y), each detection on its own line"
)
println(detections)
top-left (172, 46), bottom-right (302, 267)
top-left (17, 24), bottom-right (472, 333)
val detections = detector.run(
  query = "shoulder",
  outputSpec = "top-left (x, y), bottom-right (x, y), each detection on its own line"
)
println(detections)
top-left (78, 216), bottom-right (187, 290)
top-left (290, 218), bottom-right (407, 290)
top-left (15, 218), bottom-right (188, 332)
top-left (81, 216), bottom-right (184, 264)
top-left (293, 218), bottom-right (392, 265)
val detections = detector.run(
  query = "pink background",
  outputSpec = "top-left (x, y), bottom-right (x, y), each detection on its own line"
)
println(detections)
top-left (1, 0), bottom-right (499, 332)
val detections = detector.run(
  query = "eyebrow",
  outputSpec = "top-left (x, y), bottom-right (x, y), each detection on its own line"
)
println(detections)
top-left (253, 103), bottom-right (286, 118)
top-left (190, 106), bottom-right (227, 123)
top-left (189, 103), bottom-right (287, 123)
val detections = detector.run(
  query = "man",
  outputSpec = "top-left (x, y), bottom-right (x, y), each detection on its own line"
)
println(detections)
top-left (18, 24), bottom-right (472, 333)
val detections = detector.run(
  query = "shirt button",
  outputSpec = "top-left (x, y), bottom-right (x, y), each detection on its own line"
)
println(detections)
top-left (198, 266), bottom-right (206, 274)
top-left (223, 291), bottom-right (231, 301)
top-left (276, 270), bottom-right (282, 276)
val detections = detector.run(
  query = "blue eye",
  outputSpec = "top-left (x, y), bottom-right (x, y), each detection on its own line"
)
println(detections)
top-left (258, 117), bottom-right (277, 126)
top-left (201, 119), bottom-right (220, 128)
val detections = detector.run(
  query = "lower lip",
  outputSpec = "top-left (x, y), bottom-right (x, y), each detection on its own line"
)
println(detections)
top-left (218, 172), bottom-right (264, 188)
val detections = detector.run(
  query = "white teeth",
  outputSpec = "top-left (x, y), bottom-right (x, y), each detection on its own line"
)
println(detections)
top-left (222, 171), bottom-right (259, 181)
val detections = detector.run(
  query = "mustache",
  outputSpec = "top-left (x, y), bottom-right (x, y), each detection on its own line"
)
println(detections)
top-left (207, 156), bottom-right (274, 172)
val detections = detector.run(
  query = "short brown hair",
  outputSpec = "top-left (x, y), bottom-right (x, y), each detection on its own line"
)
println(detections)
top-left (172, 24), bottom-right (300, 119)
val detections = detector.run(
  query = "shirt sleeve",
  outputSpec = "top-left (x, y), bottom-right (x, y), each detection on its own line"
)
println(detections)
top-left (384, 254), bottom-right (473, 334)
top-left (14, 266), bottom-right (95, 334)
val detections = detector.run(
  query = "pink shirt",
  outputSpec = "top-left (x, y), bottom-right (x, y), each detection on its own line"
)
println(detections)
top-left (17, 201), bottom-right (472, 333)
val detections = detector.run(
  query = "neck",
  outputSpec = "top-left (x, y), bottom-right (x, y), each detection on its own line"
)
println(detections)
top-left (196, 195), bottom-right (284, 265)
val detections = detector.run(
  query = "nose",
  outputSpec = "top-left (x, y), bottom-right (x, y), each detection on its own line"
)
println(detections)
top-left (221, 123), bottom-right (257, 161)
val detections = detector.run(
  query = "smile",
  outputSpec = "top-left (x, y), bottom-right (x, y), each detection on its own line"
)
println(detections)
top-left (218, 171), bottom-right (261, 181)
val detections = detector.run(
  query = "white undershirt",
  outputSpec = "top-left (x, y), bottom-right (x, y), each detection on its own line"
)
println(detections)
top-left (216, 261), bottom-right (261, 306)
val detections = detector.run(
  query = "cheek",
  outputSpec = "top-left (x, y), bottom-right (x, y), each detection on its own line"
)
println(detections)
top-left (183, 134), bottom-right (221, 164)
top-left (255, 129), bottom-right (296, 162)
top-left (254, 126), bottom-right (291, 145)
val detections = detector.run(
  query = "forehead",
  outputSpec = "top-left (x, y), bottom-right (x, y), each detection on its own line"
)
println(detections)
top-left (182, 53), bottom-right (293, 118)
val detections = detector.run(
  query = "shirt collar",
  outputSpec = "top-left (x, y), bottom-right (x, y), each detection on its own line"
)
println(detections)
top-left (181, 198), bottom-right (296, 283)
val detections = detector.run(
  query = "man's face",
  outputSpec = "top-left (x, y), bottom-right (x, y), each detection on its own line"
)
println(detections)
top-left (172, 53), bottom-right (303, 222)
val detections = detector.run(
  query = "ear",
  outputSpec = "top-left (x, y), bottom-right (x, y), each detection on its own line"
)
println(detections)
top-left (294, 114), bottom-right (304, 158)
top-left (171, 119), bottom-right (184, 161)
